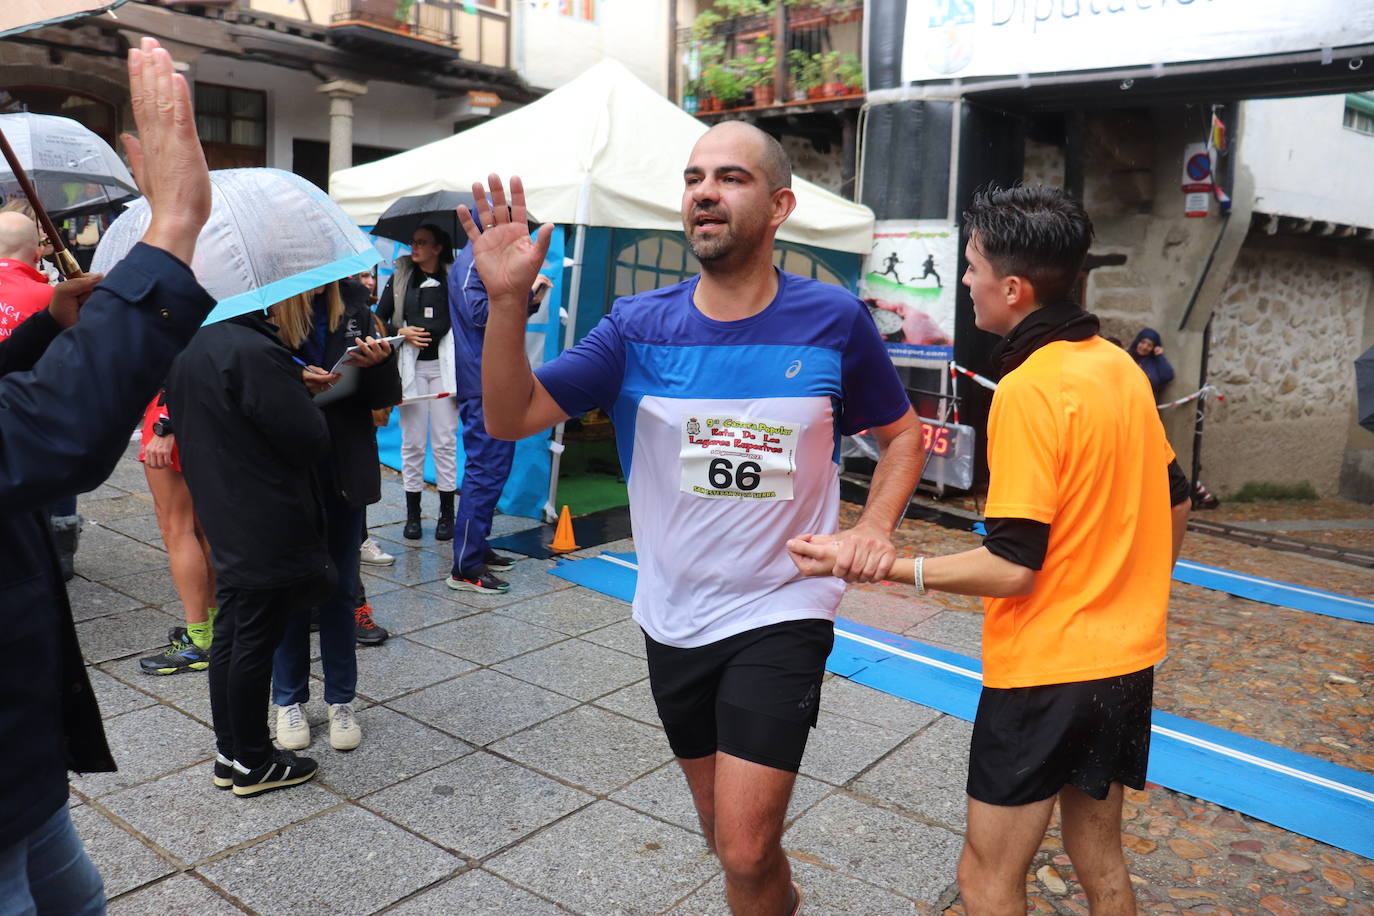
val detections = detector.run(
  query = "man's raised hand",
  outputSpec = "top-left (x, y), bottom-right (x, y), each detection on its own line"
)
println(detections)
top-left (123, 37), bottom-right (211, 265)
top-left (456, 175), bottom-right (553, 314)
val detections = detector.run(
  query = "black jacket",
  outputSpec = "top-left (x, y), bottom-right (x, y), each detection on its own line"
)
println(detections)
top-left (167, 312), bottom-right (334, 591)
top-left (0, 244), bottom-right (214, 840)
top-left (301, 278), bottom-right (400, 508)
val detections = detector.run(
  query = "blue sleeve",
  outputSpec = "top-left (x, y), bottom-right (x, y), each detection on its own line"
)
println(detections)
top-left (838, 301), bottom-right (911, 436)
top-left (460, 253), bottom-right (491, 330)
top-left (0, 243), bottom-right (215, 511)
top-left (534, 310), bottom-right (626, 416)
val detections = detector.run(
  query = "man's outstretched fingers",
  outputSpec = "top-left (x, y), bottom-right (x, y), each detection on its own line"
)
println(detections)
top-left (487, 173), bottom-right (507, 221)
top-left (510, 175), bottom-right (528, 228)
top-left (468, 182), bottom-right (492, 230)
top-left (456, 204), bottom-right (481, 243)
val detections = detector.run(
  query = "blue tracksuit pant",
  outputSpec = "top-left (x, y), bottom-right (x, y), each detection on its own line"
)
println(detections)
top-left (452, 396), bottom-right (514, 576)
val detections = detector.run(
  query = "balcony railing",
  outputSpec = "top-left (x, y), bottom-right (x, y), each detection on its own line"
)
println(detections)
top-left (327, 0), bottom-right (510, 67)
top-left (677, 0), bottom-right (864, 115)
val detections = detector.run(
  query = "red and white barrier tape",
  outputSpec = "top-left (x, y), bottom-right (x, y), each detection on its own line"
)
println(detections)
top-left (1157, 385), bottom-right (1224, 410)
top-left (952, 363), bottom-right (1223, 411)
top-left (398, 391), bottom-right (455, 404)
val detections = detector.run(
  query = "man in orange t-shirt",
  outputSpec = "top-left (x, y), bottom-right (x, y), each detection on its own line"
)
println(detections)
top-left (0, 212), bottom-right (54, 340)
top-left (790, 186), bottom-right (1192, 916)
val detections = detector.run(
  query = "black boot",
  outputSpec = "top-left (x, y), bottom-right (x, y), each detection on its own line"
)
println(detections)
top-left (50, 514), bottom-right (83, 582)
top-left (403, 491), bottom-right (422, 540)
top-left (435, 490), bottom-right (456, 541)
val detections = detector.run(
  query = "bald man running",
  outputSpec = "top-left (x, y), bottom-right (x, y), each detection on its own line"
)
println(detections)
top-left (460, 122), bottom-right (922, 915)
top-left (0, 212), bottom-right (53, 341)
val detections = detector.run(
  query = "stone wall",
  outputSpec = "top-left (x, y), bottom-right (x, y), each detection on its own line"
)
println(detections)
top-left (1200, 238), bottom-right (1371, 497)
top-left (1022, 139), bottom-right (1065, 188)
top-left (782, 135), bottom-right (845, 197)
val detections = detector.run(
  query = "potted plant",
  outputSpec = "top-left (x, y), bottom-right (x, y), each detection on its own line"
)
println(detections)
top-left (394, 0), bottom-right (415, 25)
top-left (805, 53), bottom-right (828, 99)
top-left (836, 52), bottom-right (863, 94)
top-left (682, 79), bottom-right (700, 115)
top-left (745, 36), bottom-right (776, 106)
top-left (786, 48), bottom-right (814, 101)
top-left (691, 8), bottom-right (723, 40)
top-left (702, 64), bottom-right (747, 111)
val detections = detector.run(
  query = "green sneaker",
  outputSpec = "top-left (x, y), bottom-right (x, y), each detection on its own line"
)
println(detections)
top-left (139, 626), bottom-right (210, 675)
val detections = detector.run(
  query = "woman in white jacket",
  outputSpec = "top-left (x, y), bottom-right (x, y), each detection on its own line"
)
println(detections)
top-left (378, 224), bottom-right (459, 540)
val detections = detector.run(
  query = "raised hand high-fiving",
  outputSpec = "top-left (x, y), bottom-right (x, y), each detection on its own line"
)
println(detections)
top-left (456, 175), bottom-right (553, 314)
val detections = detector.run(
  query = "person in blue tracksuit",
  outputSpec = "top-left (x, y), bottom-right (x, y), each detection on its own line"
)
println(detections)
top-left (0, 38), bottom-right (214, 913)
top-left (445, 223), bottom-right (552, 593)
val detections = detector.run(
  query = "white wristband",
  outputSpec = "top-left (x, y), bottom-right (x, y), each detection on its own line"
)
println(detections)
top-left (914, 556), bottom-right (926, 596)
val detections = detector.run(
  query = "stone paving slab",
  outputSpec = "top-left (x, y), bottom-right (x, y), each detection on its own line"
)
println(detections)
top-left (902, 609), bottom-right (984, 657)
top-left (107, 873), bottom-right (248, 915)
top-left (101, 766), bottom-right (338, 865)
top-left (485, 801), bottom-right (720, 915)
top-left (321, 635), bottom-right (476, 702)
top-left (66, 575), bottom-right (149, 622)
top-left (100, 568), bottom-right (184, 610)
top-left (354, 542), bottom-right (450, 587)
top-left (414, 558), bottom-right (575, 610)
top-left (405, 609), bottom-right (565, 665)
top-left (362, 751), bottom-right (593, 859)
top-left (362, 586), bottom-right (477, 635)
top-left (385, 867), bottom-right (569, 916)
top-left (75, 605), bottom-right (180, 665)
top-left (488, 705), bottom-right (670, 795)
top-left (72, 706), bottom-right (216, 798)
top-left (103, 663), bottom-right (214, 726)
top-left (592, 677), bottom-right (661, 727)
top-left (99, 513), bottom-right (166, 549)
top-left (87, 667), bottom-right (159, 719)
top-left (495, 588), bottom-right (633, 636)
top-left (388, 668), bottom-right (578, 746)
top-left (71, 803), bottom-right (176, 899)
top-left (309, 704), bottom-right (473, 798)
top-left (580, 616), bottom-right (649, 658)
top-left (800, 710), bottom-right (913, 786)
top-left (820, 674), bottom-right (945, 735)
top-left (198, 805), bottom-right (460, 916)
top-left (853, 715), bottom-right (973, 833)
top-left (784, 793), bottom-right (963, 906)
top-left (493, 637), bottom-right (647, 702)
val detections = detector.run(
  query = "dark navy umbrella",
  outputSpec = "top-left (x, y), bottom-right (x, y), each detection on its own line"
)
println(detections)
top-left (370, 191), bottom-right (466, 253)
top-left (1357, 344), bottom-right (1374, 434)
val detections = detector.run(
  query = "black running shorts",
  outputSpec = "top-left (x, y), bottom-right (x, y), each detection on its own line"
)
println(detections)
top-left (967, 666), bottom-right (1154, 806)
top-left (643, 619), bottom-right (835, 773)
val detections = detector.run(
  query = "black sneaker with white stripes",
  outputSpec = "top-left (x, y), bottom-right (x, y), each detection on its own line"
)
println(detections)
top-left (231, 749), bottom-right (318, 797)
top-left (213, 752), bottom-right (234, 790)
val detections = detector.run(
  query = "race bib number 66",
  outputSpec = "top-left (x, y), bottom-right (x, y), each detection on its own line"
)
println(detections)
top-left (680, 415), bottom-right (798, 501)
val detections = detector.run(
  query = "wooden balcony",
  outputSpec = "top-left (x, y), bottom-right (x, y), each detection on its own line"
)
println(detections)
top-left (328, 0), bottom-right (510, 68)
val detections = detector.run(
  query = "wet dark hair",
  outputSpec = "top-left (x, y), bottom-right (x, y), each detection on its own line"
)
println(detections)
top-left (415, 222), bottom-right (454, 265)
top-left (962, 185), bottom-right (1093, 305)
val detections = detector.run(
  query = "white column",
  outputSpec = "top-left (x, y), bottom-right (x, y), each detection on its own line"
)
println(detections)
top-left (316, 79), bottom-right (368, 186)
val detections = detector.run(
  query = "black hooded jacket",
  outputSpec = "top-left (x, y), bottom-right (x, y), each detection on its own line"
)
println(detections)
top-left (167, 311), bottom-right (333, 590)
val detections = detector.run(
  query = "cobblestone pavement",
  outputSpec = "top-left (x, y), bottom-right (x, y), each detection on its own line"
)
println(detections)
top-left (842, 500), bottom-right (1374, 915)
top-left (66, 459), bottom-right (1371, 914)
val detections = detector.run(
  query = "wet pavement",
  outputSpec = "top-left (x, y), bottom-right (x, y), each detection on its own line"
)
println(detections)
top-left (64, 453), bottom-right (1372, 914)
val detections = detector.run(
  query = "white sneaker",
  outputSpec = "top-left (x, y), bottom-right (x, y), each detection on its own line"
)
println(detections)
top-left (275, 702), bottom-right (311, 750)
top-left (359, 537), bottom-right (396, 566)
top-left (329, 702), bottom-right (361, 751)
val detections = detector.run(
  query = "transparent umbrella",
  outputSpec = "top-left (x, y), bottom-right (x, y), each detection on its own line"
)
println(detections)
top-left (93, 168), bottom-right (380, 325)
top-left (0, 112), bottom-right (138, 219)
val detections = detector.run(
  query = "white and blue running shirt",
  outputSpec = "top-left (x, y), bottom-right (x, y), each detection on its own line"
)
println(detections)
top-left (536, 270), bottom-right (910, 648)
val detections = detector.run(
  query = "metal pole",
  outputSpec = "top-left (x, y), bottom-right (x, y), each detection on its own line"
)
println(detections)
top-left (0, 125), bottom-right (82, 277)
top-left (1189, 314), bottom-right (1212, 488)
top-left (544, 218), bottom-right (588, 523)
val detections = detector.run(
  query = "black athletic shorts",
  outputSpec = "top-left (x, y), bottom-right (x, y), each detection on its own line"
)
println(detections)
top-left (643, 619), bottom-right (835, 773)
top-left (967, 666), bottom-right (1154, 807)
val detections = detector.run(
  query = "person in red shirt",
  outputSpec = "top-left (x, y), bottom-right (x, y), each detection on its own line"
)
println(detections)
top-left (0, 212), bottom-right (54, 340)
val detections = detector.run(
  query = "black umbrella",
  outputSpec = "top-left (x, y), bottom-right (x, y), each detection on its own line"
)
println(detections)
top-left (370, 191), bottom-right (467, 253)
top-left (1357, 344), bottom-right (1374, 434)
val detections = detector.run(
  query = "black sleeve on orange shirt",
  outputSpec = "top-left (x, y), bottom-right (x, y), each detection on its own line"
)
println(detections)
top-left (983, 516), bottom-right (1050, 570)
top-left (1167, 459), bottom-right (1190, 507)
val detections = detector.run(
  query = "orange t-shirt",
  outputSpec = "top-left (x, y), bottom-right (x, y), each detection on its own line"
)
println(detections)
top-left (981, 336), bottom-right (1174, 689)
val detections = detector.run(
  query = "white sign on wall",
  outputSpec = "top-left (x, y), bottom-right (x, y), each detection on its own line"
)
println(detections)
top-left (861, 219), bottom-right (957, 360)
top-left (902, 0), bottom-right (1374, 85)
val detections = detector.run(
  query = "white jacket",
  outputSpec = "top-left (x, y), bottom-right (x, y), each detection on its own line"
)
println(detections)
top-left (383, 256), bottom-right (456, 399)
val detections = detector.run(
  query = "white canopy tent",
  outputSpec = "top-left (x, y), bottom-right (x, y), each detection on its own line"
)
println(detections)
top-left (330, 57), bottom-right (874, 254)
top-left (331, 59), bottom-right (876, 522)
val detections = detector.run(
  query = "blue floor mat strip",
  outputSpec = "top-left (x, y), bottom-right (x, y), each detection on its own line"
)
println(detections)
top-left (549, 555), bottom-right (1374, 860)
top-left (1173, 559), bottom-right (1374, 624)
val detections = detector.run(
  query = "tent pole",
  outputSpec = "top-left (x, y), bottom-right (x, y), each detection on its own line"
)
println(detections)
top-left (545, 219), bottom-right (589, 523)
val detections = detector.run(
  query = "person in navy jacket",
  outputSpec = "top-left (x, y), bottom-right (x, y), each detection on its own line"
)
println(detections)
top-left (0, 39), bottom-right (215, 913)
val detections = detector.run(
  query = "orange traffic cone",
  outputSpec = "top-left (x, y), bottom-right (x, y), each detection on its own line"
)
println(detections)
top-left (551, 505), bottom-right (578, 553)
